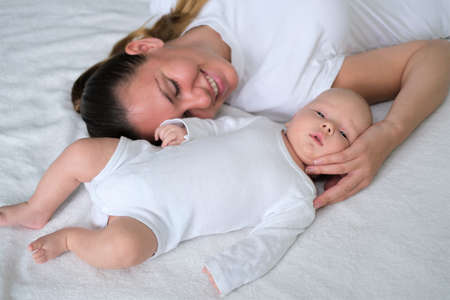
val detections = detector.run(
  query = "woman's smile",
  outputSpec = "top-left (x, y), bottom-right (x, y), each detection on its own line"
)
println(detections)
top-left (204, 72), bottom-right (219, 99)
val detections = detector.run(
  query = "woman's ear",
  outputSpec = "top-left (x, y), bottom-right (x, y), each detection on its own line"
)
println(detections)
top-left (125, 38), bottom-right (164, 55)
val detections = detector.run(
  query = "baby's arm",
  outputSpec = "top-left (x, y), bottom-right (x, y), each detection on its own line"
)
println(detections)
top-left (0, 138), bottom-right (119, 229)
top-left (155, 116), bottom-right (261, 146)
top-left (155, 116), bottom-right (258, 147)
top-left (203, 201), bottom-right (315, 296)
top-left (33, 138), bottom-right (119, 209)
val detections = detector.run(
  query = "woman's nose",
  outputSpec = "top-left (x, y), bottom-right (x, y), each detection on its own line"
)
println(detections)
top-left (182, 73), bottom-right (213, 110)
top-left (182, 90), bottom-right (211, 111)
top-left (321, 122), bottom-right (335, 135)
top-left (177, 67), bottom-right (215, 114)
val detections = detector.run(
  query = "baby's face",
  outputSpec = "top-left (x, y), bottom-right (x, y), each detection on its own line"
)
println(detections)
top-left (285, 89), bottom-right (372, 165)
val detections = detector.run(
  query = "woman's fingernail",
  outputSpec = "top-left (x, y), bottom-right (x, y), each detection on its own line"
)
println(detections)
top-left (313, 159), bottom-right (321, 165)
top-left (306, 167), bottom-right (314, 173)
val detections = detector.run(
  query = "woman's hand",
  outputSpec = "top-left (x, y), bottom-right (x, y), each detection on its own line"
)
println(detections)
top-left (306, 120), bottom-right (397, 209)
top-left (319, 40), bottom-right (450, 209)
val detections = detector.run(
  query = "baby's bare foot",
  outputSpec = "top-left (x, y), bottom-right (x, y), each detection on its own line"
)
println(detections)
top-left (0, 202), bottom-right (49, 229)
top-left (29, 229), bottom-right (69, 264)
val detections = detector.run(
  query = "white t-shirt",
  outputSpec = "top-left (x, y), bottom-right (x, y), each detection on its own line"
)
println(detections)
top-left (85, 116), bottom-right (316, 295)
top-left (149, 0), bottom-right (449, 121)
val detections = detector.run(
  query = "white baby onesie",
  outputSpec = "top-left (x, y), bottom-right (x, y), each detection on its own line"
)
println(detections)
top-left (85, 115), bottom-right (316, 295)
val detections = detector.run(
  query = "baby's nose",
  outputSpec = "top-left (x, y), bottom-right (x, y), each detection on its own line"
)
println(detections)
top-left (321, 122), bottom-right (335, 135)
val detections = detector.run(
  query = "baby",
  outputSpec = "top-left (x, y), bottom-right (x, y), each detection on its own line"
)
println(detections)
top-left (0, 88), bottom-right (372, 296)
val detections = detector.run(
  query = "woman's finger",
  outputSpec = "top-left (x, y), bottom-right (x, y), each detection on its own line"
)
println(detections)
top-left (313, 139), bottom-right (366, 166)
top-left (306, 159), bottom-right (358, 175)
top-left (313, 174), bottom-right (364, 208)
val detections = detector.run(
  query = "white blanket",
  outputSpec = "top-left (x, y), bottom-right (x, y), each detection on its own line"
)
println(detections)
top-left (1, 1), bottom-right (449, 299)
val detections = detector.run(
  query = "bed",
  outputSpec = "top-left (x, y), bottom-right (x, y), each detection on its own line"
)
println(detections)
top-left (1, 0), bottom-right (449, 299)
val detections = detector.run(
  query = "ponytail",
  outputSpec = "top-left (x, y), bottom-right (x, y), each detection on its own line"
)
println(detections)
top-left (109, 0), bottom-right (209, 56)
top-left (71, 0), bottom-right (209, 138)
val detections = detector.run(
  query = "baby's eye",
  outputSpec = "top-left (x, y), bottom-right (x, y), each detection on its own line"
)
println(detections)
top-left (340, 130), bottom-right (348, 140)
top-left (316, 111), bottom-right (325, 118)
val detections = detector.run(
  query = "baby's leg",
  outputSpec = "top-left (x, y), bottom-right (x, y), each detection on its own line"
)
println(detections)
top-left (0, 138), bottom-right (119, 229)
top-left (0, 202), bottom-right (51, 230)
top-left (29, 216), bottom-right (158, 269)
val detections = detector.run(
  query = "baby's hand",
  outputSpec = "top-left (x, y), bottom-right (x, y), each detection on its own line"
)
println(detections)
top-left (154, 124), bottom-right (187, 148)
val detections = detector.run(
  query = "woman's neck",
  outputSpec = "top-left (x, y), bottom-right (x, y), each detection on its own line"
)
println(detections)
top-left (281, 130), bottom-right (306, 171)
top-left (171, 25), bottom-right (231, 61)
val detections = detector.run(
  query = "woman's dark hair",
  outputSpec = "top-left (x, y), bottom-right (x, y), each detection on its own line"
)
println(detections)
top-left (71, 0), bottom-right (209, 139)
top-left (75, 54), bottom-right (146, 139)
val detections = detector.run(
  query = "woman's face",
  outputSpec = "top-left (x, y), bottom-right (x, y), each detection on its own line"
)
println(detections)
top-left (118, 40), bottom-right (238, 140)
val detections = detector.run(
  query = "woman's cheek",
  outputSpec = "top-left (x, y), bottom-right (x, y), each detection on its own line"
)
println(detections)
top-left (188, 108), bottom-right (217, 119)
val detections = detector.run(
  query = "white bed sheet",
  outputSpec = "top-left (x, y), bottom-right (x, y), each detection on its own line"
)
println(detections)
top-left (1, 1), bottom-right (449, 299)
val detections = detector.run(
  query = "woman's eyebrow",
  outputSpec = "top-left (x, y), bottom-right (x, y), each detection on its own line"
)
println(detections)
top-left (155, 76), bottom-right (174, 103)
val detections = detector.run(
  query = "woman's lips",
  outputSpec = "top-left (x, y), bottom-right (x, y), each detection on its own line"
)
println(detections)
top-left (205, 74), bottom-right (219, 100)
top-left (203, 70), bottom-right (227, 102)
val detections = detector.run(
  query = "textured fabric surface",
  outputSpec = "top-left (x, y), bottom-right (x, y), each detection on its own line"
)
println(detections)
top-left (0, 1), bottom-right (449, 299)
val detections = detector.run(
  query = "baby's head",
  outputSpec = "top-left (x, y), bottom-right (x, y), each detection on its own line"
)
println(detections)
top-left (285, 88), bottom-right (372, 166)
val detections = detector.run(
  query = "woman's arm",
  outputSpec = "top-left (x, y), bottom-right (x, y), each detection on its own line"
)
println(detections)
top-left (308, 40), bottom-right (450, 208)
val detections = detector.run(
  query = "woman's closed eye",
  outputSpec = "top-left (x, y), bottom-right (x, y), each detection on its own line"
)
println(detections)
top-left (169, 78), bottom-right (180, 97)
top-left (155, 76), bottom-right (174, 104)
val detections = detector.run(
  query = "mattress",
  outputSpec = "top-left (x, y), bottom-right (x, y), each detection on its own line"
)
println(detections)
top-left (1, 0), bottom-right (449, 299)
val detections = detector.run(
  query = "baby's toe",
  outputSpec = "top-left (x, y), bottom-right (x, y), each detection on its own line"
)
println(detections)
top-left (32, 248), bottom-right (47, 262)
top-left (32, 248), bottom-right (45, 258)
top-left (35, 255), bottom-right (48, 264)
top-left (0, 211), bottom-right (7, 225)
top-left (28, 239), bottom-right (43, 252)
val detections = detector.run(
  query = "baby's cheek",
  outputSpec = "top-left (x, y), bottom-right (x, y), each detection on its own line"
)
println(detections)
top-left (329, 138), bottom-right (348, 154)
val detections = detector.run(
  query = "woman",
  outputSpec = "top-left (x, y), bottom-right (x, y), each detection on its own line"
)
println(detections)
top-left (72, 0), bottom-right (450, 209)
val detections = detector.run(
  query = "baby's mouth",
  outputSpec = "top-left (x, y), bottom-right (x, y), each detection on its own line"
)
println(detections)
top-left (310, 133), bottom-right (323, 146)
